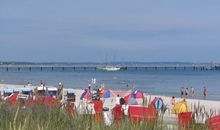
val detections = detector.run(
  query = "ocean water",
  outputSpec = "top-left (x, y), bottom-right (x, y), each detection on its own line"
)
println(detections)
top-left (0, 67), bottom-right (220, 101)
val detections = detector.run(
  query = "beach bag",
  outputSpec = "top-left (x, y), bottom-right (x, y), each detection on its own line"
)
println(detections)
top-left (103, 107), bottom-right (109, 111)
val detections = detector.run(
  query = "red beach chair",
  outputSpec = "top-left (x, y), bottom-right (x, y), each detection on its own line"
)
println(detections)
top-left (89, 101), bottom-right (103, 113)
top-left (34, 96), bottom-right (59, 109)
top-left (208, 115), bottom-right (220, 130)
top-left (89, 101), bottom-right (104, 122)
top-left (178, 112), bottom-right (192, 127)
top-left (7, 93), bottom-right (19, 105)
top-left (113, 105), bottom-right (123, 121)
top-left (128, 105), bottom-right (157, 122)
top-left (44, 97), bottom-right (59, 108)
top-left (66, 102), bottom-right (75, 114)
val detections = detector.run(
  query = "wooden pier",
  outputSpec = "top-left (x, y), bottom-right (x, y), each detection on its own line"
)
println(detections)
top-left (0, 63), bottom-right (220, 72)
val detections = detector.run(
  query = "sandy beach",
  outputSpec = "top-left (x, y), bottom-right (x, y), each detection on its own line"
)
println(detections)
top-left (1, 83), bottom-right (219, 115)
top-left (0, 82), bottom-right (220, 130)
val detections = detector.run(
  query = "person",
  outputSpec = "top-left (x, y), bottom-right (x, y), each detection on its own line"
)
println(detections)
top-left (58, 82), bottom-right (62, 87)
top-left (181, 87), bottom-right (184, 98)
top-left (185, 88), bottom-right (189, 98)
top-left (119, 97), bottom-right (125, 105)
top-left (40, 80), bottom-right (45, 87)
top-left (115, 94), bottom-right (121, 105)
top-left (48, 91), bottom-right (53, 98)
top-left (88, 84), bottom-right (93, 99)
top-left (100, 83), bottom-right (105, 89)
top-left (203, 86), bottom-right (207, 99)
top-left (91, 78), bottom-right (97, 85)
top-left (191, 86), bottom-right (195, 98)
top-left (27, 82), bottom-right (32, 86)
top-left (88, 83), bottom-right (91, 89)
top-left (171, 96), bottom-right (175, 106)
top-left (168, 96), bottom-right (176, 113)
top-left (40, 80), bottom-right (44, 87)
top-left (98, 85), bottom-right (103, 92)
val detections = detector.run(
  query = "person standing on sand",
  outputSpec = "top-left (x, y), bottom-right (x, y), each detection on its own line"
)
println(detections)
top-left (88, 83), bottom-right (93, 99)
top-left (171, 96), bottom-right (175, 107)
top-left (181, 87), bottom-right (184, 98)
top-left (115, 94), bottom-right (121, 105)
top-left (203, 86), bottom-right (207, 99)
top-left (185, 88), bottom-right (189, 98)
top-left (191, 86), bottom-right (195, 98)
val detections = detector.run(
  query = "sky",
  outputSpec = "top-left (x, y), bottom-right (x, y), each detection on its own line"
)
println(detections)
top-left (0, 0), bottom-right (220, 63)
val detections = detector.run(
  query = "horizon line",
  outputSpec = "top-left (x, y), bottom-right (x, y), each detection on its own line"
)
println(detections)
top-left (0, 61), bottom-right (219, 65)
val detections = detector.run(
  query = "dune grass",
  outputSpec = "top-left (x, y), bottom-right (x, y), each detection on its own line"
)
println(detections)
top-left (0, 102), bottom-right (209, 130)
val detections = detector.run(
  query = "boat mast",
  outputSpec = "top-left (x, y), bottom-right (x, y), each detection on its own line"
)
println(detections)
top-left (113, 53), bottom-right (116, 66)
top-left (105, 53), bottom-right (108, 66)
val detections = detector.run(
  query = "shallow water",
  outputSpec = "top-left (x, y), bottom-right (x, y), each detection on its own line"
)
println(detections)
top-left (0, 67), bottom-right (219, 101)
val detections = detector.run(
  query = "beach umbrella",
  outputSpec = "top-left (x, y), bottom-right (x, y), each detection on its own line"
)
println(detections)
top-left (172, 100), bottom-right (190, 114)
top-left (132, 90), bottom-right (144, 98)
top-left (150, 97), bottom-right (164, 110)
top-left (103, 90), bottom-right (110, 98)
top-left (128, 97), bottom-right (138, 105)
top-left (155, 98), bottom-right (164, 109)
top-left (124, 90), bottom-right (143, 104)
top-left (100, 89), bottom-right (117, 98)
top-left (80, 89), bottom-right (90, 100)
top-left (124, 94), bottom-right (131, 104)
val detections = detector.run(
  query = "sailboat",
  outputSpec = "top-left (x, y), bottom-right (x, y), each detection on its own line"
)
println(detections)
top-left (98, 54), bottom-right (121, 71)
top-left (98, 65), bottom-right (121, 71)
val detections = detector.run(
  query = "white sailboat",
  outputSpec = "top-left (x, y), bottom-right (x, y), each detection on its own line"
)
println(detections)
top-left (98, 54), bottom-right (121, 71)
top-left (98, 65), bottom-right (121, 71)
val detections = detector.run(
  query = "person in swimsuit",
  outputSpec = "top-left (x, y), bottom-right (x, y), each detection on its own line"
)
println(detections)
top-left (203, 86), bottom-right (207, 99)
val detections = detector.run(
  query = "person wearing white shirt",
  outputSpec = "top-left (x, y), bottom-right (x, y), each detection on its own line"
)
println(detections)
top-left (115, 94), bottom-right (121, 105)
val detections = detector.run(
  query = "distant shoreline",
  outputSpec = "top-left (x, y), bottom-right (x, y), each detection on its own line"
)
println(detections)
top-left (0, 61), bottom-right (220, 65)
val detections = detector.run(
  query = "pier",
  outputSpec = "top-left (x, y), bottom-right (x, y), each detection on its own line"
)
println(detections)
top-left (0, 63), bottom-right (220, 72)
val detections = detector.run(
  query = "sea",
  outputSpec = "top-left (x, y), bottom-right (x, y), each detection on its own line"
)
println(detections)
top-left (0, 67), bottom-right (220, 101)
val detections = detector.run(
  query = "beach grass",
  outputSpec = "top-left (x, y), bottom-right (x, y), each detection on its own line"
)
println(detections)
top-left (0, 102), bottom-right (210, 130)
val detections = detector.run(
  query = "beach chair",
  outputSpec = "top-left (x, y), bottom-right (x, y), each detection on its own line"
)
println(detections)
top-left (34, 96), bottom-right (60, 109)
top-left (89, 101), bottom-right (103, 113)
top-left (113, 105), bottom-right (123, 121)
top-left (67, 92), bottom-right (75, 102)
top-left (128, 105), bottom-right (157, 123)
top-left (178, 112), bottom-right (192, 127)
top-left (7, 93), bottom-right (19, 105)
top-left (208, 115), bottom-right (220, 130)
top-left (66, 102), bottom-right (75, 114)
top-left (89, 101), bottom-right (104, 122)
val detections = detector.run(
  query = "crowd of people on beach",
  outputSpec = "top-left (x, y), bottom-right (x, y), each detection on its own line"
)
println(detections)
top-left (180, 86), bottom-right (207, 99)
top-left (87, 81), bottom-right (105, 101)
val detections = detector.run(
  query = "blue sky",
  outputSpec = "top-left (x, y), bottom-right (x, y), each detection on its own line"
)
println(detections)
top-left (0, 0), bottom-right (220, 62)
